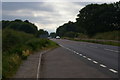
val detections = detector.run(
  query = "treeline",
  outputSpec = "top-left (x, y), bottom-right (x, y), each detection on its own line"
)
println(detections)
top-left (2, 19), bottom-right (49, 37)
top-left (56, 1), bottom-right (120, 38)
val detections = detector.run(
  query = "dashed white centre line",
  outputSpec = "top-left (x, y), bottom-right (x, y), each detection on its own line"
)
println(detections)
top-left (73, 51), bottom-right (77, 53)
top-left (100, 64), bottom-right (107, 68)
top-left (93, 61), bottom-right (98, 64)
top-left (83, 56), bottom-right (87, 58)
top-left (87, 58), bottom-right (92, 61)
top-left (104, 48), bottom-right (119, 53)
top-left (79, 54), bottom-right (82, 56)
top-left (59, 44), bottom-right (118, 74)
top-left (109, 69), bottom-right (118, 73)
top-left (76, 52), bottom-right (79, 54)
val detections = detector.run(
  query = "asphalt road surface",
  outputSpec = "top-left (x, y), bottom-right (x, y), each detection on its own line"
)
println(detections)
top-left (14, 39), bottom-right (119, 78)
top-left (43, 39), bottom-right (119, 78)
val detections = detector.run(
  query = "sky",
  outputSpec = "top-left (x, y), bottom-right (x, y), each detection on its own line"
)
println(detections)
top-left (2, 0), bottom-right (119, 33)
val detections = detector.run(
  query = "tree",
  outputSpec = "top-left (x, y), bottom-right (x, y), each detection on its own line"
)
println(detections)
top-left (50, 32), bottom-right (56, 38)
top-left (56, 1), bottom-right (120, 37)
top-left (37, 29), bottom-right (49, 38)
top-left (2, 19), bottom-right (38, 34)
top-left (64, 32), bottom-right (77, 38)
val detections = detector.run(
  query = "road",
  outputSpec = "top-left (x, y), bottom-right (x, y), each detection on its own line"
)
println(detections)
top-left (48, 39), bottom-right (119, 78)
top-left (14, 39), bottom-right (119, 78)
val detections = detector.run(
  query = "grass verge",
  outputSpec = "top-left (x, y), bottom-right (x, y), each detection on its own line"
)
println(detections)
top-left (68, 38), bottom-right (120, 47)
top-left (2, 29), bottom-right (58, 78)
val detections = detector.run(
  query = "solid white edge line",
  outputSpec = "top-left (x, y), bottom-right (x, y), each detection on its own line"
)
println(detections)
top-left (109, 69), bottom-right (118, 73)
top-left (100, 64), bottom-right (107, 68)
top-left (37, 53), bottom-right (42, 79)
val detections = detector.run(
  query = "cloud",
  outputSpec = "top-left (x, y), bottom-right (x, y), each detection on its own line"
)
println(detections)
top-left (2, 2), bottom-right (85, 32)
top-left (2, 1), bottom-right (119, 33)
top-left (2, 0), bottom-right (119, 2)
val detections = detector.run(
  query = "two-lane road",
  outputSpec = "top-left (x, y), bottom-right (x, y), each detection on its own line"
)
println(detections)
top-left (51, 39), bottom-right (119, 78)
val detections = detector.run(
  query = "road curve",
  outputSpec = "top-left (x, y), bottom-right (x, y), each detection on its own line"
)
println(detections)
top-left (51, 39), bottom-right (119, 78)
top-left (40, 47), bottom-right (111, 78)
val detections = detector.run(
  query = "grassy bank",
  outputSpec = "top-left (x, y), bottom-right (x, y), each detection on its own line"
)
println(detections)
top-left (2, 29), bottom-right (58, 78)
top-left (73, 39), bottom-right (120, 46)
top-left (93, 31), bottom-right (120, 41)
top-left (67, 38), bottom-right (120, 46)
top-left (64, 31), bottom-right (120, 46)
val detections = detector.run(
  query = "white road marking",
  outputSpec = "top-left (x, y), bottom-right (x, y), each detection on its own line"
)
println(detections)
top-left (93, 61), bottom-right (98, 64)
top-left (104, 48), bottom-right (119, 53)
top-left (59, 44), bottom-right (118, 74)
top-left (73, 51), bottom-right (77, 53)
top-left (79, 54), bottom-right (82, 56)
top-left (83, 56), bottom-right (87, 58)
top-left (109, 69), bottom-right (118, 73)
top-left (76, 52), bottom-right (79, 54)
top-left (100, 64), bottom-right (107, 68)
top-left (37, 53), bottom-right (42, 79)
top-left (87, 58), bottom-right (92, 61)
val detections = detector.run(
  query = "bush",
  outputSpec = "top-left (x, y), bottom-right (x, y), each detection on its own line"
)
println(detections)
top-left (2, 53), bottom-right (22, 78)
top-left (64, 32), bottom-right (77, 38)
top-left (77, 33), bottom-right (88, 39)
top-left (2, 29), bottom-right (34, 52)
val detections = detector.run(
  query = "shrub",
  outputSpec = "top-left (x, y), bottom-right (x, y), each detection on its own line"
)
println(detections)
top-left (2, 29), bottom-right (34, 52)
top-left (2, 29), bottom-right (58, 78)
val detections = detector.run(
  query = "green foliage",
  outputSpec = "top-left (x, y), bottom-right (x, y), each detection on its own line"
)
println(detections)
top-left (56, 1), bottom-right (120, 37)
top-left (56, 21), bottom-right (76, 37)
top-left (93, 31), bottom-right (120, 40)
top-left (2, 29), bottom-right (58, 78)
top-left (77, 33), bottom-right (88, 39)
top-left (2, 29), bottom-right (34, 52)
top-left (2, 19), bottom-right (38, 34)
top-left (2, 53), bottom-right (22, 78)
top-left (26, 38), bottom-right (49, 51)
top-left (76, 3), bottom-right (120, 36)
top-left (50, 32), bottom-right (56, 38)
top-left (75, 39), bottom-right (120, 47)
top-left (36, 29), bottom-right (49, 37)
top-left (64, 32), bottom-right (77, 38)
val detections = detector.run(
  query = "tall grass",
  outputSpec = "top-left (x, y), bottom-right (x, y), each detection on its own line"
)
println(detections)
top-left (66, 31), bottom-right (120, 46)
top-left (93, 31), bottom-right (120, 41)
top-left (2, 29), bottom-right (58, 78)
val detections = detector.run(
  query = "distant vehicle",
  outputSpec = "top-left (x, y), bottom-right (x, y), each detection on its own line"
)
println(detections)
top-left (56, 36), bottom-right (60, 39)
top-left (48, 37), bottom-right (52, 39)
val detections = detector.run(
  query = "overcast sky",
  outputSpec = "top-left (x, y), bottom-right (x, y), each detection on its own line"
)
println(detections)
top-left (2, 0), bottom-right (119, 33)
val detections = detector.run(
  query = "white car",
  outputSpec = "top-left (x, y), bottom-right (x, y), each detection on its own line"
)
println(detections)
top-left (56, 36), bottom-right (60, 39)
